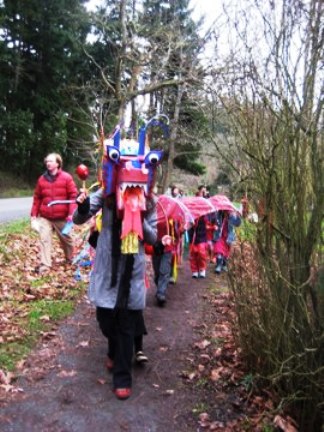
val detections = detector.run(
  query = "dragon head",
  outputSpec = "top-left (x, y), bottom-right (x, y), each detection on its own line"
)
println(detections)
top-left (101, 118), bottom-right (167, 253)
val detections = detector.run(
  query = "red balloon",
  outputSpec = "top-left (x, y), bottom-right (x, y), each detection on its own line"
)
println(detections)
top-left (75, 164), bottom-right (89, 181)
top-left (144, 244), bottom-right (154, 256)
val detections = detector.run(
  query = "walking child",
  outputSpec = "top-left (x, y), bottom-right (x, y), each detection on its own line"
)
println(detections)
top-left (214, 210), bottom-right (241, 274)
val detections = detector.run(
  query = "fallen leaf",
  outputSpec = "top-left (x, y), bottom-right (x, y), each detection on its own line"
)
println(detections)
top-left (57, 369), bottom-right (77, 378)
top-left (209, 421), bottom-right (225, 430)
top-left (199, 353), bottom-right (211, 363)
top-left (194, 339), bottom-right (211, 350)
top-left (198, 412), bottom-right (210, 428)
top-left (0, 382), bottom-right (23, 395)
top-left (210, 367), bottom-right (224, 381)
top-left (0, 369), bottom-right (10, 385)
top-left (40, 331), bottom-right (57, 340)
top-left (78, 340), bottom-right (89, 347)
top-left (180, 370), bottom-right (197, 380)
top-left (23, 293), bottom-right (36, 301)
top-left (16, 359), bottom-right (26, 370)
top-left (273, 415), bottom-right (298, 432)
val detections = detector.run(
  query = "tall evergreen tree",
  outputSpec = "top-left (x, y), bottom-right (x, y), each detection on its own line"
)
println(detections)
top-left (0, 0), bottom-right (92, 180)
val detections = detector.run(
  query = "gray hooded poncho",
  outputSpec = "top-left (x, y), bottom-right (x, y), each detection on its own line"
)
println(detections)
top-left (73, 188), bottom-right (157, 310)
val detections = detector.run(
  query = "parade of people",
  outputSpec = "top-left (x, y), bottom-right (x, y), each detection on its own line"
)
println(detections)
top-left (65, 116), bottom-right (243, 401)
top-left (29, 141), bottom-right (242, 403)
top-left (0, 0), bottom-right (321, 428)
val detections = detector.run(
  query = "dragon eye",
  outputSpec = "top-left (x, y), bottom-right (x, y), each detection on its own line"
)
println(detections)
top-left (145, 151), bottom-right (163, 166)
top-left (107, 146), bottom-right (120, 162)
top-left (148, 153), bottom-right (159, 164)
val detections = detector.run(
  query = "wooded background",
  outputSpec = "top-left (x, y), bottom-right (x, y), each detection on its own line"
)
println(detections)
top-left (0, 0), bottom-right (213, 191)
top-left (0, 1), bottom-right (323, 429)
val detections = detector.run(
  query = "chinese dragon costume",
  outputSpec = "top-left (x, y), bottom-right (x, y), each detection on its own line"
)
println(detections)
top-left (72, 116), bottom-right (168, 397)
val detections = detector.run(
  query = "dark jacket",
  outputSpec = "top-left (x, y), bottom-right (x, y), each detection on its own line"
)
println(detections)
top-left (188, 216), bottom-right (207, 245)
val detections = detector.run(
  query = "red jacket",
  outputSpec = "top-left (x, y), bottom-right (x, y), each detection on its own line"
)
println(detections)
top-left (31, 169), bottom-right (77, 220)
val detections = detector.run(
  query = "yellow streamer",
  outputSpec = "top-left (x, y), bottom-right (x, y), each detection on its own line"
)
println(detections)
top-left (95, 211), bottom-right (102, 232)
top-left (121, 232), bottom-right (139, 254)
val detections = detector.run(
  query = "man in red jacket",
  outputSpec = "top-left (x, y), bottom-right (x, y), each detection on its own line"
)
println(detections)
top-left (31, 153), bottom-right (78, 273)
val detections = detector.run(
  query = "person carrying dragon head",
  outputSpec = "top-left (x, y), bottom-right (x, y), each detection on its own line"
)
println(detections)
top-left (73, 117), bottom-right (170, 400)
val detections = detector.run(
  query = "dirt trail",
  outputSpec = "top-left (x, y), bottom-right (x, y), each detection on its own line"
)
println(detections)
top-left (0, 259), bottom-right (230, 432)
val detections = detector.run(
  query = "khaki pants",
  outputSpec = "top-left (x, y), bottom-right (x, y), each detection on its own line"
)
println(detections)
top-left (38, 217), bottom-right (74, 267)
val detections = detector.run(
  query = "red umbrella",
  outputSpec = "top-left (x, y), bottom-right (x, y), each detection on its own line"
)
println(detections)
top-left (156, 195), bottom-right (194, 232)
top-left (180, 196), bottom-right (217, 220)
top-left (209, 194), bottom-right (240, 213)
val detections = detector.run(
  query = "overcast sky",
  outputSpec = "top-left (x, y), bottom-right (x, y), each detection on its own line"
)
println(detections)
top-left (190, 0), bottom-right (221, 28)
top-left (86, 0), bottom-right (222, 27)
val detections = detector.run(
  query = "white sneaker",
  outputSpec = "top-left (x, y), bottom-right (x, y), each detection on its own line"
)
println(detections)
top-left (192, 272), bottom-right (199, 278)
top-left (199, 270), bottom-right (206, 278)
top-left (135, 351), bottom-right (148, 364)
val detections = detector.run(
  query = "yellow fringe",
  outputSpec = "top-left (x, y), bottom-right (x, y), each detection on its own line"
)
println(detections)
top-left (121, 232), bottom-right (139, 254)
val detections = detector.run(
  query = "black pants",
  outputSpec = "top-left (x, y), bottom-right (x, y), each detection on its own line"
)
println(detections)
top-left (96, 307), bottom-right (145, 389)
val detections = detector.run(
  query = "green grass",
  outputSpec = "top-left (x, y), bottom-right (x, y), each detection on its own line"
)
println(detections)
top-left (0, 343), bottom-right (32, 371)
top-left (0, 188), bottom-right (33, 198)
top-left (30, 275), bottom-right (53, 287)
top-left (0, 218), bottom-right (86, 372)
top-left (0, 219), bottom-right (32, 263)
top-left (0, 170), bottom-right (33, 198)
top-left (241, 373), bottom-right (255, 391)
top-left (0, 218), bottom-right (30, 236)
top-left (208, 282), bottom-right (228, 295)
top-left (0, 299), bottom-right (75, 371)
top-left (28, 299), bottom-right (74, 329)
top-left (194, 377), bottom-right (210, 388)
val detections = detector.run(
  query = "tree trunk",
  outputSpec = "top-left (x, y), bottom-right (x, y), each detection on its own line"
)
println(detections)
top-left (161, 84), bottom-right (184, 192)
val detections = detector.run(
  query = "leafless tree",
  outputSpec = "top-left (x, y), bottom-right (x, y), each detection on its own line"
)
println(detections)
top-left (206, 0), bottom-right (323, 428)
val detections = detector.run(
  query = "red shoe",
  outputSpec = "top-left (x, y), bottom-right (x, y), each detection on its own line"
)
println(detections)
top-left (114, 388), bottom-right (132, 400)
top-left (106, 357), bottom-right (114, 371)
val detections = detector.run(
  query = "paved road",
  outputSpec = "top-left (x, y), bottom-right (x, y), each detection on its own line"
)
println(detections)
top-left (0, 197), bottom-right (33, 223)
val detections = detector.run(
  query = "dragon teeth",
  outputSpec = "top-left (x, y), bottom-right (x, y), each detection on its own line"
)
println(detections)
top-left (120, 183), bottom-right (148, 193)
